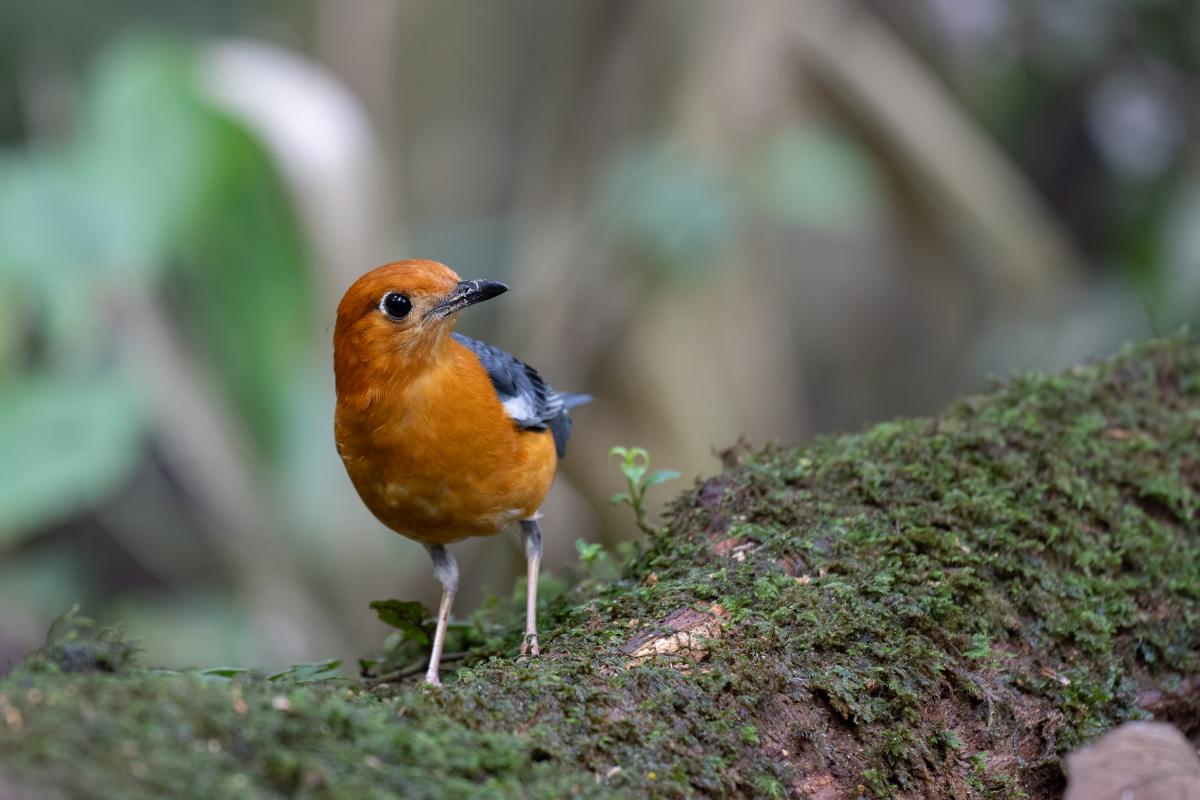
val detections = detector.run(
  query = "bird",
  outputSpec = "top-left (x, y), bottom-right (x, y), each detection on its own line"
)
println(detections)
top-left (332, 259), bottom-right (590, 685)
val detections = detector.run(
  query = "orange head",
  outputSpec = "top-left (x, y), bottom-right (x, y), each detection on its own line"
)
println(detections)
top-left (333, 259), bottom-right (507, 402)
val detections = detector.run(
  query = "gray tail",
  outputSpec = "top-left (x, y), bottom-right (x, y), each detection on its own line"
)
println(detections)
top-left (560, 392), bottom-right (593, 410)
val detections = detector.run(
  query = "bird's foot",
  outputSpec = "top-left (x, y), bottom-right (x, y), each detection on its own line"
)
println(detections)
top-left (424, 671), bottom-right (442, 687)
top-left (519, 633), bottom-right (540, 658)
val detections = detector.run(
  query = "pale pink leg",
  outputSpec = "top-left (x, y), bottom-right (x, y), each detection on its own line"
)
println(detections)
top-left (424, 544), bottom-right (458, 686)
top-left (519, 519), bottom-right (542, 656)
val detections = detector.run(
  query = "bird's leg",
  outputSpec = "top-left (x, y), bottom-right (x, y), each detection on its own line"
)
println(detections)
top-left (519, 519), bottom-right (542, 657)
top-left (425, 544), bottom-right (459, 686)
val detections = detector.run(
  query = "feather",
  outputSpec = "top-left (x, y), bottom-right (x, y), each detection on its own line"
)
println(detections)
top-left (452, 333), bottom-right (591, 457)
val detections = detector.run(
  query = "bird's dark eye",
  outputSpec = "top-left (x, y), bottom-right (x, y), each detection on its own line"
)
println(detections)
top-left (380, 292), bottom-right (412, 320)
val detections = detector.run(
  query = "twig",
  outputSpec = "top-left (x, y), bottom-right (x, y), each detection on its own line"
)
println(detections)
top-left (365, 652), bottom-right (469, 686)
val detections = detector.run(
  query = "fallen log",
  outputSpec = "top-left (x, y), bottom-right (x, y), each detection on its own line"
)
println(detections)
top-left (1, 334), bottom-right (1197, 798)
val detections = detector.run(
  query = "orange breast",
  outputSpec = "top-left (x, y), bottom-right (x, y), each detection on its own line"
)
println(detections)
top-left (335, 342), bottom-right (557, 544)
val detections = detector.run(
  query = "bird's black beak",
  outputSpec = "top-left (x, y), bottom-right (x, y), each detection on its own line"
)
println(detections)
top-left (427, 279), bottom-right (508, 319)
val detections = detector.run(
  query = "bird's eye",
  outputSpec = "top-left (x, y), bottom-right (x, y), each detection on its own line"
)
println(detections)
top-left (380, 292), bottom-right (412, 320)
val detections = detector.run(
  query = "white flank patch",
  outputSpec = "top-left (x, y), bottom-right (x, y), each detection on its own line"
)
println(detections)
top-left (502, 395), bottom-right (535, 422)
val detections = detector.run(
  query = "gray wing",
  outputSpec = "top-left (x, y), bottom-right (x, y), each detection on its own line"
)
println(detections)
top-left (452, 333), bottom-right (591, 458)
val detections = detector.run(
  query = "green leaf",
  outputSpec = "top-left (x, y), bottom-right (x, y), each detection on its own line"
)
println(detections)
top-left (84, 35), bottom-right (316, 462)
top-left (268, 658), bottom-right (341, 683)
top-left (79, 36), bottom-right (212, 278)
top-left (197, 667), bottom-right (249, 680)
top-left (642, 469), bottom-right (681, 490)
top-left (369, 600), bottom-right (432, 646)
top-left (0, 372), bottom-right (145, 542)
top-left (575, 539), bottom-right (605, 564)
top-left (609, 492), bottom-right (632, 506)
top-left (172, 110), bottom-right (316, 462)
top-left (608, 446), bottom-right (628, 459)
top-left (0, 157), bottom-right (102, 293)
top-left (623, 449), bottom-right (650, 484)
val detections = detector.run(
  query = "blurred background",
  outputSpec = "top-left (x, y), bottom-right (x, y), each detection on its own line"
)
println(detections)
top-left (1, 0), bottom-right (1196, 669)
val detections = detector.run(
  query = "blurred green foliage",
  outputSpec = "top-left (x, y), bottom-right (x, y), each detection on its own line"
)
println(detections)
top-left (573, 537), bottom-right (607, 576)
top-left (752, 128), bottom-right (881, 233)
top-left (0, 373), bottom-right (142, 538)
top-left (597, 130), bottom-right (882, 276)
top-left (599, 144), bottom-right (736, 275)
top-left (0, 35), bottom-right (313, 539)
top-left (369, 600), bottom-right (432, 648)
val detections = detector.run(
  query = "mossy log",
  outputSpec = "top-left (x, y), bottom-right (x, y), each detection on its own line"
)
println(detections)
top-left (2, 336), bottom-right (1198, 799)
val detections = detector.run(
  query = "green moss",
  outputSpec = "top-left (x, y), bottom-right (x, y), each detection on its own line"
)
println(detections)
top-left (2, 334), bottom-right (1198, 798)
top-left (0, 668), bottom-right (612, 799)
top-left (23, 605), bottom-right (141, 676)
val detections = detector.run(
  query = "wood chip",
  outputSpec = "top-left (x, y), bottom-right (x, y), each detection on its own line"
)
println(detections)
top-left (622, 605), bottom-right (727, 666)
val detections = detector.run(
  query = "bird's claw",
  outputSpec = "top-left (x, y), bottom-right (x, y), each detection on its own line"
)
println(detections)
top-left (519, 634), bottom-right (540, 658)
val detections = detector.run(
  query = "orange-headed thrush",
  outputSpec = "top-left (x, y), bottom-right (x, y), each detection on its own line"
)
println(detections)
top-left (333, 259), bottom-right (590, 685)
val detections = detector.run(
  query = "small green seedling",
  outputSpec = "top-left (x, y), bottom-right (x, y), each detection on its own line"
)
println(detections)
top-left (609, 445), bottom-right (680, 535)
top-left (575, 538), bottom-right (607, 576)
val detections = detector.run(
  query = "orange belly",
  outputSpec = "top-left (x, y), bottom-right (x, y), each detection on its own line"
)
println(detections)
top-left (342, 425), bottom-right (556, 544)
top-left (335, 347), bottom-right (558, 544)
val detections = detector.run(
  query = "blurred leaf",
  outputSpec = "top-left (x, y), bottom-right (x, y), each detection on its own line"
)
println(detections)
top-left (0, 371), bottom-right (144, 539)
top-left (268, 658), bottom-right (341, 683)
top-left (77, 36), bottom-right (212, 278)
top-left (643, 469), bottom-right (681, 489)
top-left (598, 143), bottom-right (736, 275)
top-left (0, 33), bottom-right (315, 544)
top-left (0, 156), bottom-right (98, 285)
top-left (0, 37), bottom-right (210, 361)
top-left (0, 157), bottom-right (118, 370)
top-left (171, 111), bottom-right (315, 460)
top-left (197, 667), bottom-right (250, 680)
top-left (751, 128), bottom-right (880, 233)
top-left (2, 33), bottom-right (315, 470)
top-left (369, 600), bottom-right (432, 646)
top-left (574, 539), bottom-right (606, 564)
